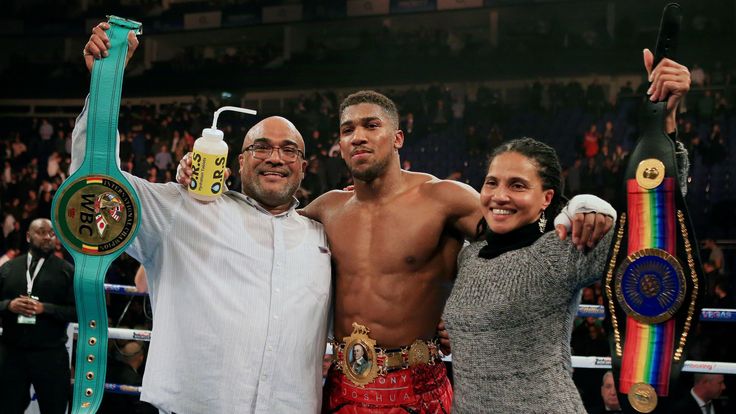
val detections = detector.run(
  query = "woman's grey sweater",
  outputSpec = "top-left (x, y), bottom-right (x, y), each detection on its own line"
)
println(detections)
top-left (444, 231), bottom-right (613, 413)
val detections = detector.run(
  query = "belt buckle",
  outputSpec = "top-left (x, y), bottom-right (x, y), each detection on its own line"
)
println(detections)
top-left (338, 323), bottom-right (380, 387)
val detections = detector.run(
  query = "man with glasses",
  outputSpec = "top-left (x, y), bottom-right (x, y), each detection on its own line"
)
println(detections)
top-left (73, 23), bottom-right (332, 414)
top-left (0, 218), bottom-right (76, 413)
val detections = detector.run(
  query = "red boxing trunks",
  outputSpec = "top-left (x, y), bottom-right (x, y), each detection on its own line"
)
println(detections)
top-left (323, 362), bottom-right (452, 413)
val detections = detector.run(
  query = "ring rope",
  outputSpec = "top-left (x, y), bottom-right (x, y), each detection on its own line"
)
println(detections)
top-left (12, 285), bottom-right (722, 398)
top-left (102, 284), bottom-right (736, 322)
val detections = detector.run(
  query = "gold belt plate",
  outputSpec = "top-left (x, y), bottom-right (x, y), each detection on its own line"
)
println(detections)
top-left (628, 382), bottom-right (657, 413)
top-left (338, 323), bottom-right (380, 387)
top-left (636, 158), bottom-right (665, 190)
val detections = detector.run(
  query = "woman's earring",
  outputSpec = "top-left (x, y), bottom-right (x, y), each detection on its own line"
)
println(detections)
top-left (538, 210), bottom-right (547, 233)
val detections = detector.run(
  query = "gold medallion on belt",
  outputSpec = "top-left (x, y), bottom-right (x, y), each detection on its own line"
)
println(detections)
top-left (636, 158), bottom-right (665, 190)
top-left (628, 382), bottom-right (657, 413)
top-left (335, 323), bottom-right (380, 387)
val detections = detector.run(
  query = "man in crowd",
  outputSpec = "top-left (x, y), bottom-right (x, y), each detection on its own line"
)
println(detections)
top-left (671, 374), bottom-right (726, 414)
top-left (590, 371), bottom-right (623, 413)
top-left (99, 341), bottom-right (157, 414)
top-left (0, 218), bottom-right (76, 414)
top-left (77, 23), bottom-right (332, 413)
top-left (702, 238), bottom-right (725, 275)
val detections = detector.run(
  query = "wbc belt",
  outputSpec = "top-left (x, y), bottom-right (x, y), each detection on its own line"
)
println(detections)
top-left (51, 16), bottom-right (142, 414)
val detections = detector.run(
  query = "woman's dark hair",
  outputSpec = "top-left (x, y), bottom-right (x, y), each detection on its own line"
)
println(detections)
top-left (476, 137), bottom-right (567, 237)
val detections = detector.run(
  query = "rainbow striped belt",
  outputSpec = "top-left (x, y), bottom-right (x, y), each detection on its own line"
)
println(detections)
top-left (618, 178), bottom-right (682, 396)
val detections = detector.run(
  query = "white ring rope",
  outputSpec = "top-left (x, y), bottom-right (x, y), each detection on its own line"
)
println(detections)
top-left (576, 304), bottom-right (736, 321)
top-left (107, 284), bottom-right (736, 321)
top-left (570, 356), bottom-right (736, 375)
top-left (6, 285), bottom-right (731, 397)
top-left (105, 283), bottom-right (147, 296)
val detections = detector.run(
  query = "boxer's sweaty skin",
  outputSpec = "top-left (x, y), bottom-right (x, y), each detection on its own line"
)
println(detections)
top-left (303, 103), bottom-right (480, 347)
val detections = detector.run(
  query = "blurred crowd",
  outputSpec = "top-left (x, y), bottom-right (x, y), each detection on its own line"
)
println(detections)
top-left (1, 72), bottom-right (735, 410)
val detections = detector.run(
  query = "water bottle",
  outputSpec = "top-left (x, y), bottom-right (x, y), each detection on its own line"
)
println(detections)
top-left (189, 106), bottom-right (257, 202)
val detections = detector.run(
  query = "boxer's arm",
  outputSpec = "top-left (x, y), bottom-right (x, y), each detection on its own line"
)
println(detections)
top-left (431, 179), bottom-right (482, 240)
top-left (299, 190), bottom-right (353, 223)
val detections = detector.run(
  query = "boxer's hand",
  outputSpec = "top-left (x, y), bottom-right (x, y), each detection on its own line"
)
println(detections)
top-left (437, 319), bottom-right (451, 356)
top-left (83, 22), bottom-right (139, 72)
top-left (554, 195), bottom-right (616, 250)
top-left (556, 213), bottom-right (613, 250)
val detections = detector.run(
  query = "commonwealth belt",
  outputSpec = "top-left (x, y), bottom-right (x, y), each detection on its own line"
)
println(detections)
top-left (603, 5), bottom-right (703, 413)
top-left (51, 16), bottom-right (142, 414)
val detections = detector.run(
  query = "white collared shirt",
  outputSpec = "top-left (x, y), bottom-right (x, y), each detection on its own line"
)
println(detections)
top-left (72, 101), bottom-right (332, 414)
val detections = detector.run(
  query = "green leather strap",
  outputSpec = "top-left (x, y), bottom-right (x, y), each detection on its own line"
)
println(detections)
top-left (51, 15), bottom-right (142, 414)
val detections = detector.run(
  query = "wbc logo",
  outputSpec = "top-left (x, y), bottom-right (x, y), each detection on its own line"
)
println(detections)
top-left (93, 192), bottom-right (123, 237)
top-left (54, 176), bottom-right (137, 255)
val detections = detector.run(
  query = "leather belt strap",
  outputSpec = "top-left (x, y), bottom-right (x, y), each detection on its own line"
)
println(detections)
top-left (51, 15), bottom-right (142, 414)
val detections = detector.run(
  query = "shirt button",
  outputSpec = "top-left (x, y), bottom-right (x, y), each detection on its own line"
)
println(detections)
top-left (275, 288), bottom-right (280, 293)
top-left (273, 315), bottom-right (279, 320)
top-left (267, 346), bottom-right (273, 351)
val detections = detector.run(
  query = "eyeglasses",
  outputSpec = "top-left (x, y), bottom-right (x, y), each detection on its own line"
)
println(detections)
top-left (243, 143), bottom-right (304, 163)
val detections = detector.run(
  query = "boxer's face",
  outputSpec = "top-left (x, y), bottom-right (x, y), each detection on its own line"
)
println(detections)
top-left (480, 151), bottom-right (553, 234)
top-left (339, 103), bottom-right (403, 182)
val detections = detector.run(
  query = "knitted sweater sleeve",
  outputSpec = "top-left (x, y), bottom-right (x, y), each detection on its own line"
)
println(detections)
top-left (536, 230), bottom-right (614, 292)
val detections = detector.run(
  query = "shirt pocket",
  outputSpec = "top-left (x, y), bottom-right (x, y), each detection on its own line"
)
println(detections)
top-left (305, 250), bottom-right (331, 302)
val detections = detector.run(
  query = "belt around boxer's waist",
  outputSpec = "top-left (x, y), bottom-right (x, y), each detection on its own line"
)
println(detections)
top-left (333, 322), bottom-right (443, 386)
top-left (331, 337), bottom-right (441, 372)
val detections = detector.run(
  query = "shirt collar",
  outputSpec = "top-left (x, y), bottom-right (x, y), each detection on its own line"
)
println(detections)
top-left (691, 388), bottom-right (709, 409)
top-left (228, 190), bottom-right (300, 217)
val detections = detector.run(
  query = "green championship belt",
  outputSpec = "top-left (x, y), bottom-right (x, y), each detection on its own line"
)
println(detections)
top-left (51, 16), bottom-right (142, 413)
top-left (603, 4), bottom-right (704, 413)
